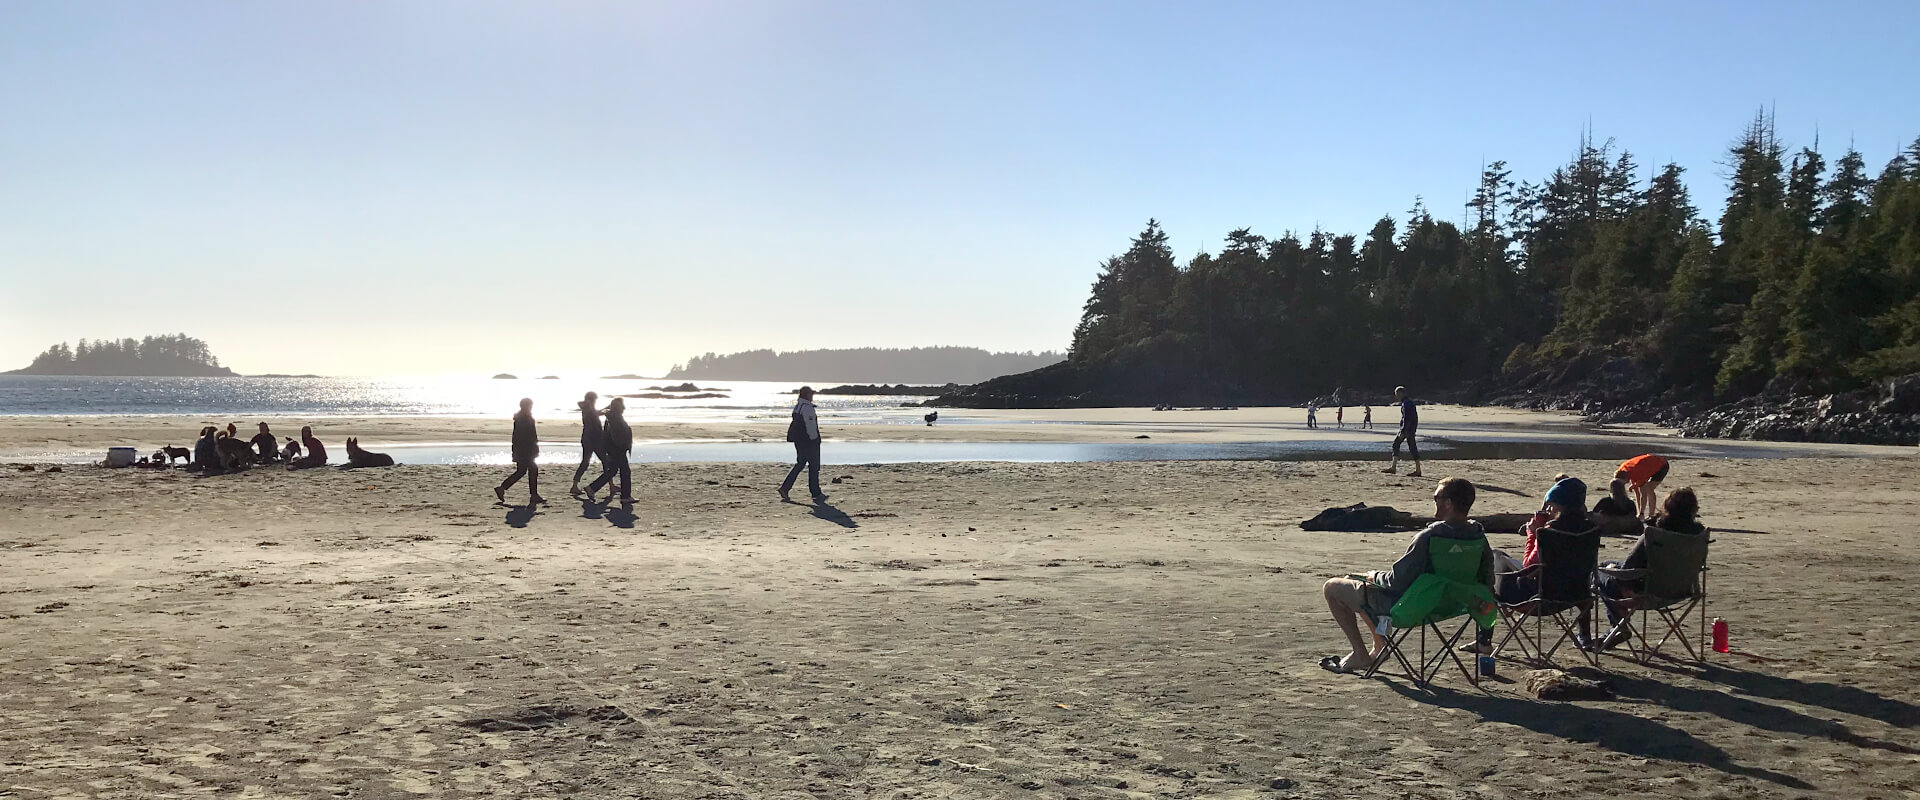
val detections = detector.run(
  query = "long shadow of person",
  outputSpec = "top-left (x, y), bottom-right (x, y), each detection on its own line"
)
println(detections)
top-left (1640, 661), bottom-right (1920, 730)
top-left (1386, 681), bottom-right (1815, 790)
top-left (1606, 672), bottom-right (1919, 755)
top-left (803, 499), bottom-right (858, 529)
top-left (605, 501), bottom-right (637, 529)
top-left (505, 505), bottom-right (537, 529)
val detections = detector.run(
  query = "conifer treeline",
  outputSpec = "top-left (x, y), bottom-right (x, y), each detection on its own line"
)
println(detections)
top-left (13, 334), bottom-right (237, 377)
top-left (668, 347), bottom-right (1066, 384)
top-left (1064, 113), bottom-right (1920, 404)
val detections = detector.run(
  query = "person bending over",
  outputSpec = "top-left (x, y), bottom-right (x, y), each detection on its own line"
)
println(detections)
top-left (1615, 454), bottom-right (1669, 523)
top-left (1320, 477), bottom-right (1492, 674)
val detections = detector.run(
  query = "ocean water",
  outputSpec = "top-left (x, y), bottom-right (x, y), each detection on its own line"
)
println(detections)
top-left (0, 375), bottom-right (929, 423)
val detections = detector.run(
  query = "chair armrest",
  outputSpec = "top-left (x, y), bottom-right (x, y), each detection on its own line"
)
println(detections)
top-left (1495, 563), bottom-right (1542, 580)
top-left (1596, 566), bottom-right (1647, 581)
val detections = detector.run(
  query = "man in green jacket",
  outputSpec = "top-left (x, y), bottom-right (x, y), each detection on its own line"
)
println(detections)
top-left (1320, 477), bottom-right (1494, 674)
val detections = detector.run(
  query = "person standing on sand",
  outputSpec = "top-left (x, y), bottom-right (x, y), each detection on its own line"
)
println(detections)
top-left (494, 398), bottom-right (545, 505)
top-left (1306, 401), bottom-right (1318, 429)
top-left (1382, 386), bottom-right (1421, 476)
top-left (1336, 404), bottom-right (1345, 429)
top-left (779, 386), bottom-right (826, 502)
top-left (1362, 404), bottom-right (1372, 429)
top-left (569, 391), bottom-right (607, 498)
top-left (585, 397), bottom-right (633, 504)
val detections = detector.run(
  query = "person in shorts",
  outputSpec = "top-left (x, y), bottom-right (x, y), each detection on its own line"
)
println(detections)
top-left (1616, 454), bottom-right (1669, 522)
top-left (1319, 477), bottom-right (1491, 674)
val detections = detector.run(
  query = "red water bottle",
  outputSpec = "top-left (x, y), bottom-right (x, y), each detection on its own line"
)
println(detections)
top-left (1711, 618), bottom-right (1730, 653)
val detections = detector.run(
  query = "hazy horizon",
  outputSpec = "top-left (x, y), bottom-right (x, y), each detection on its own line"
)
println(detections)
top-left (5, 1), bottom-right (1918, 376)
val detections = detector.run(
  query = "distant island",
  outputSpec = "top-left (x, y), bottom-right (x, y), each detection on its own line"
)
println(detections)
top-left (8, 334), bottom-right (238, 377)
top-left (812, 383), bottom-right (958, 396)
top-left (666, 347), bottom-right (1064, 384)
top-left (492, 373), bottom-right (517, 379)
top-left (599, 374), bottom-right (656, 380)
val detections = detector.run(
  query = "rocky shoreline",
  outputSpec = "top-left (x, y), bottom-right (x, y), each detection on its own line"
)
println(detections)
top-left (1497, 373), bottom-right (1920, 447)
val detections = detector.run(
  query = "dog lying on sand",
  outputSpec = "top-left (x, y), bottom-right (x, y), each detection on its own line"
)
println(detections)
top-left (344, 437), bottom-right (395, 468)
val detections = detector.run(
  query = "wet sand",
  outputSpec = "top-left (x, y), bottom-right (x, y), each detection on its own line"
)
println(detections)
top-left (4, 454), bottom-right (1918, 798)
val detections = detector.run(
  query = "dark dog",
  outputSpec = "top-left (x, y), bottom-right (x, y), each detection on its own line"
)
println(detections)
top-left (344, 437), bottom-right (395, 468)
top-left (924, 411), bottom-right (938, 426)
top-left (215, 433), bottom-right (254, 471)
top-left (160, 446), bottom-right (192, 464)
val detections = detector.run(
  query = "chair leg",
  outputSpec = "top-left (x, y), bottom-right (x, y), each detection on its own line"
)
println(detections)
top-left (1421, 619), bottom-right (1479, 688)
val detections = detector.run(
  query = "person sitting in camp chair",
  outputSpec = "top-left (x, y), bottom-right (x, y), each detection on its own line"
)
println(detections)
top-left (1465, 477), bottom-right (1601, 656)
top-left (1594, 487), bottom-right (1708, 656)
top-left (1320, 477), bottom-right (1495, 677)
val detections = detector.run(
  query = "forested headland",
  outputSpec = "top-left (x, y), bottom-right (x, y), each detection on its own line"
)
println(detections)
top-left (9, 334), bottom-right (239, 377)
top-left (936, 114), bottom-right (1920, 444)
top-left (667, 347), bottom-right (1064, 384)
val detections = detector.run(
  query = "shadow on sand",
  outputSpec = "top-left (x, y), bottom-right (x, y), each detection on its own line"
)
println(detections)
top-left (791, 499), bottom-right (857, 529)
top-left (1386, 681), bottom-right (1815, 789)
top-left (1607, 672), bottom-right (1919, 755)
top-left (1636, 661), bottom-right (1920, 730)
top-left (504, 505), bottom-right (537, 528)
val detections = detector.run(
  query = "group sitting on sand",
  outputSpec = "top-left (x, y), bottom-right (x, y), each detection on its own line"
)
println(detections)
top-left (1320, 453), bottom-right (1691, 674)
top-left (132, 421), bottom-right (393, 473)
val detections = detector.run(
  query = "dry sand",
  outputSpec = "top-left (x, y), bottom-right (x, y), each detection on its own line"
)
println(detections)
top-left (4, 452), bottom-right (1919, 798)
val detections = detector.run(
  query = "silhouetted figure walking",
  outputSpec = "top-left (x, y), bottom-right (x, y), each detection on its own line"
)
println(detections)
top-left (1383, 386), bottom-right (1421, 477)
top-left (586, 397), bottom-right (633, 504)
top-left (570, 391), bottom-right (606, 497)
top-left (495, 398), bottom-right (545, 505)
top-left (780, 386), bottom-right (826, 502)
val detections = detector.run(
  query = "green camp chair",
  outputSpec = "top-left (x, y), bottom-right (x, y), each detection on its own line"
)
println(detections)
top-left (1596, 526), bottom-right (1711, 665)
top-left (1364, 536), bottom-right (1498, 690)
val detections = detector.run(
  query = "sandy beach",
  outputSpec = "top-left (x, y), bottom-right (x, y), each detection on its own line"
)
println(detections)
top-left (5, 448), bottom-right (1918, 798)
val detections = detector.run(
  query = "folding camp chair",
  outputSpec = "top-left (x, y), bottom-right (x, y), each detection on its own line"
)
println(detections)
top-left (1363, 536), bottom-right (1497, 691)
top-left (1494, 525), bottom-right (1601, 667)
top-left (1597, 526), bottom-right (1711, 665)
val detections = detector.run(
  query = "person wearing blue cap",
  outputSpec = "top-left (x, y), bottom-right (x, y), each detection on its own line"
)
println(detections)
top-left (1463, 475), bottom-right (1599, 654)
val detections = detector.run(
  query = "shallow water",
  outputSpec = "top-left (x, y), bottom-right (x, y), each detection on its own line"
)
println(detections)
top-left (36, 432), bottom-right (1855, 467)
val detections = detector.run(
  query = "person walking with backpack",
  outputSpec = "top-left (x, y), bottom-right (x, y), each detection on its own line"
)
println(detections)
top-left (779, 386), bottom-right (826, 502)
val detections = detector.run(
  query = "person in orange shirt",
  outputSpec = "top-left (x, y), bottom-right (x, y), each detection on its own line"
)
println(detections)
top-left (1615, 454), bottom-right (1669, 522)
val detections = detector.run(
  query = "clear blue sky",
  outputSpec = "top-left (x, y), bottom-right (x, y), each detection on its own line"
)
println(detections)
top-left (3, 1), bottom-right (1917, 376)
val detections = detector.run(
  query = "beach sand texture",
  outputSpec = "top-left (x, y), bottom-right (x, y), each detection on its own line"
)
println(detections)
top-left (4, 454), bottom-right (1918, 798)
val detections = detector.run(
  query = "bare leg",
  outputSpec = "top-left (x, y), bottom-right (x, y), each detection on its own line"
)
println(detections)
top-left (1323, 580), bottom-right (1378, 667)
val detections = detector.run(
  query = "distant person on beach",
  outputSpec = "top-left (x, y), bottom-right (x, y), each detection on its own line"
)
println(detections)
top-left (288, 426), bottom-right (327, 470)
top-left (584, 397), bottom-right (633, 504)
top-left (249, 422), bottom-right (278, 463)
top-left (569, 391), bottom-right (607, 498)
top-left (1336, 405), bottom-right (1345, 429)
top-left (1362, 404), bottom-right (1373, 429)
top-left (779, 386), bottom-right (826, 502)
top-left (1320, 477), bottom-right (1491, 674)
top-left (494, 399), bottom-right (544, 505)
top-left (193, 426), bottom-right (220, 472)
top-left (1616, 454), bottom-right (1670, 522)
top-left (1306, 402), bottom-right (1318, 429)
top-left (1382, 386), bottom-right (1421, 476)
